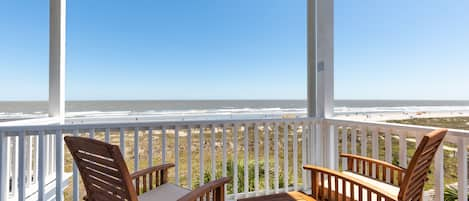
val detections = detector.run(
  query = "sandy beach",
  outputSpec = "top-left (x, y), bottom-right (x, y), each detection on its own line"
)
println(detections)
top-left (334, 110), bottom-right (469, 122)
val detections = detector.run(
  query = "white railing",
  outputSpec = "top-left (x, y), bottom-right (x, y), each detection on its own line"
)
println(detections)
top-left (0, 117), bottom-right (320, 201)
top-left (0, 117), bottom-right (468, 201)
top-left (327, 118), bottom-right (469, 201)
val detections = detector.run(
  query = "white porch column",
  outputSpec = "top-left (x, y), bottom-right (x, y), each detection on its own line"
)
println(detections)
top-left (307, 0), bottom-right (334, 167)
top-left (318, 0), bottom-right (334, 168)
top-left (317, 0), bottom-right (335, 168)
top-left (49, 0), bottom-right (66, 121)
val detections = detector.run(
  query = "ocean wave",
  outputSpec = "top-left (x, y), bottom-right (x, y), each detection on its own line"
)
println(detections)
top-left (1, 106), bottom-right (469, 121)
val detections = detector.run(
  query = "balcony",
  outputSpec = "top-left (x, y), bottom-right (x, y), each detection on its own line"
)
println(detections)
top-left (0, 117), bottom-right (468, 201)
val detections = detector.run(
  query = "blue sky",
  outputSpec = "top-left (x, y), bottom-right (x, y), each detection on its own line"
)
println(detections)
top-left (1, 0), bottom-right (468, 100)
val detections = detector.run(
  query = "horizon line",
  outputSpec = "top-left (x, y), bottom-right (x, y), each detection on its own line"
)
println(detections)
top-left (1, 99), bottom-right (469, 102)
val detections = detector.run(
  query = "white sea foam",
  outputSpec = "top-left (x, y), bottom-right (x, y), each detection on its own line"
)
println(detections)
top-left (1, 105), bottom-right (469, 123)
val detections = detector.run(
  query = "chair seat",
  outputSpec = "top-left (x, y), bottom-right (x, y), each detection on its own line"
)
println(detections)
top-left (138, 183), bottom-right (191, 201)
top-left (320, 171), bottom-right (399, 201)
top-left (343, 171), bottom-right (400, 198)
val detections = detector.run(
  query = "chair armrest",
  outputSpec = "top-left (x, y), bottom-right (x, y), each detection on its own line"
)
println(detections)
top-left (304, 165), bottom-right (397, 201)
top-left (131, 163), bottom-right (175, 195)
top-left (340, 153), bottom-right (405, 186)
top-left (131, 163), bottom-right (175, 179)
top-left (178, 177), bottom-right (231, 201)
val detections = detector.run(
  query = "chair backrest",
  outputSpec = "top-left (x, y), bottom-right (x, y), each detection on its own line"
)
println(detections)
top-left (65, 136), bottom-right (138, 201)
top-left (398, 129), bottom-right (447, 201)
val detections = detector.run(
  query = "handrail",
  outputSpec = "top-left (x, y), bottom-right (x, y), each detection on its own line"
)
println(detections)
top-left (0, 117), bottom-right (318, 132)
top-left (0, 117), bottom-right (319, 201)
top-left (0, 116), bottom-right (468, 201)
top-left (326, 117), bottom-right (469, 142)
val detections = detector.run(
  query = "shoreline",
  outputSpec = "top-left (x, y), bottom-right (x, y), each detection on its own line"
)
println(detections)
top-left (1, 109), bottom-right (469, 124)
top-left (334, 110), bottom-right (469, 122)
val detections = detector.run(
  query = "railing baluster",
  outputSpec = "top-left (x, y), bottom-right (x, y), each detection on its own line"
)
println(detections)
top-left (12, 135), bottom-right (18, 196)
top-left (384, 129), bottom-right (392, 163)
top-left (264, 123), bottom-right (270, 194)
top-left (162, 127), bottom-right (167, 164)
top-left (105, 128), bottom-right (110, 143)
top-left (27, 136), bottom-right (33, 187)
top-left (351, 127), bottom-right (357, 171)
top-left (222, 126), bottom-right (227, 178)
top-left (35, 135), bottom-right (39, 184)
top-left (46, 135), bottom-right (51, 176)
top-left (244, 124), bottom-right (249, 196)
top-left (360, 127), bottom-right (367, 157)
top-left (18, 131), bottom-right (26, 201)
top-left (398, 131), bottom-right (407, 168)
top-left (283, 122), bottom-right (289, 192)
top-left (457, 139), bottom-right (467, 201)
top-left (384, 129), bottom-right (392, 183)
top-left (72, 129), bottom-right (80, 201)
top-left (302, 124), bottom-right (306, 191)
top-left (37, 131), bottom-right (46, 201)
top-left (371, 127), bottom-right (379, 177)
top-left (416, 132), bottom-right (423, 147)
top-left (351, 127), bottom-right (356, 155)
top-left (254, 124), bottom-right (259, 194)
top-left (148, 127), bottom-right (153, 167)
top-left (175, 127), bottom-right (180, 185)
top-left (233, 124), bottom-right (238, 198)
top-left (434, 144), bottom-right (444, 201)
top-left (187, 127), bottom-right (192, 189)
top-left (341, 126), bottom-right (347, 170)
top-left (89, 128), bottom-right (95, 139)
top-left (310, 122), bottom-right (316, 165)
top-left (55, 129), bottom-right (64, 201)
top-left (120, 128), bottom-right (126, 157)
top-left (199, 126), bottom-right (204, 185)
top-left (0, 132), bottom-right (8, 201)
top-left (222, 125), bottom-right (227, 198)
top-left (52, 134), bottom-right (56, 173)
top-left (274, 123), bottom-right (279, 193)
top-left (134, 128), bottom-right (139, 172)
top-left (309, 122), bottom-right (315, 185)
top-left (45, 134), bottom-right (49, 178)
top-left (210, 126), bottom-right (216, 181)
top-left (292, 123), bottom-right (298, 191)
top-left (333, 125), bottom-right (339, 170)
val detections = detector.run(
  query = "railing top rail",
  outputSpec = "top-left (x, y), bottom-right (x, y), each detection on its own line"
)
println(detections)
top-left (0, 117), bottom-right (319, 132)
top-left (327, 117), bottom-right (469, 139)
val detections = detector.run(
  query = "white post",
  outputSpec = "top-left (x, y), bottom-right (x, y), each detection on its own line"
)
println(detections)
top-left (0, 133), bottom-right (8, 201)
top-left (38, 133), bottom-right (46, 201)
top-left (49, 0), bottom-right (66, 121)
top-left (457, 139), bottom-right (467, 201)
top-left (307, 0), bottom-right (317, 118)
top-left (317, 0), bottom-right (334, 167)
top-left (56, 130), bottom-right (64, 201)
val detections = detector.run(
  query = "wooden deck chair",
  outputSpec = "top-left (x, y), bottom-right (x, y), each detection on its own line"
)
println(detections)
top-left (64, 136), bottom-right (231, 201)
top-left (304, 128), bottom-right (447, 201)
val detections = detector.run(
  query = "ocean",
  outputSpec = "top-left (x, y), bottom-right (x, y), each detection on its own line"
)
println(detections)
top-left (1, 100), bottom-right (469, 121)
